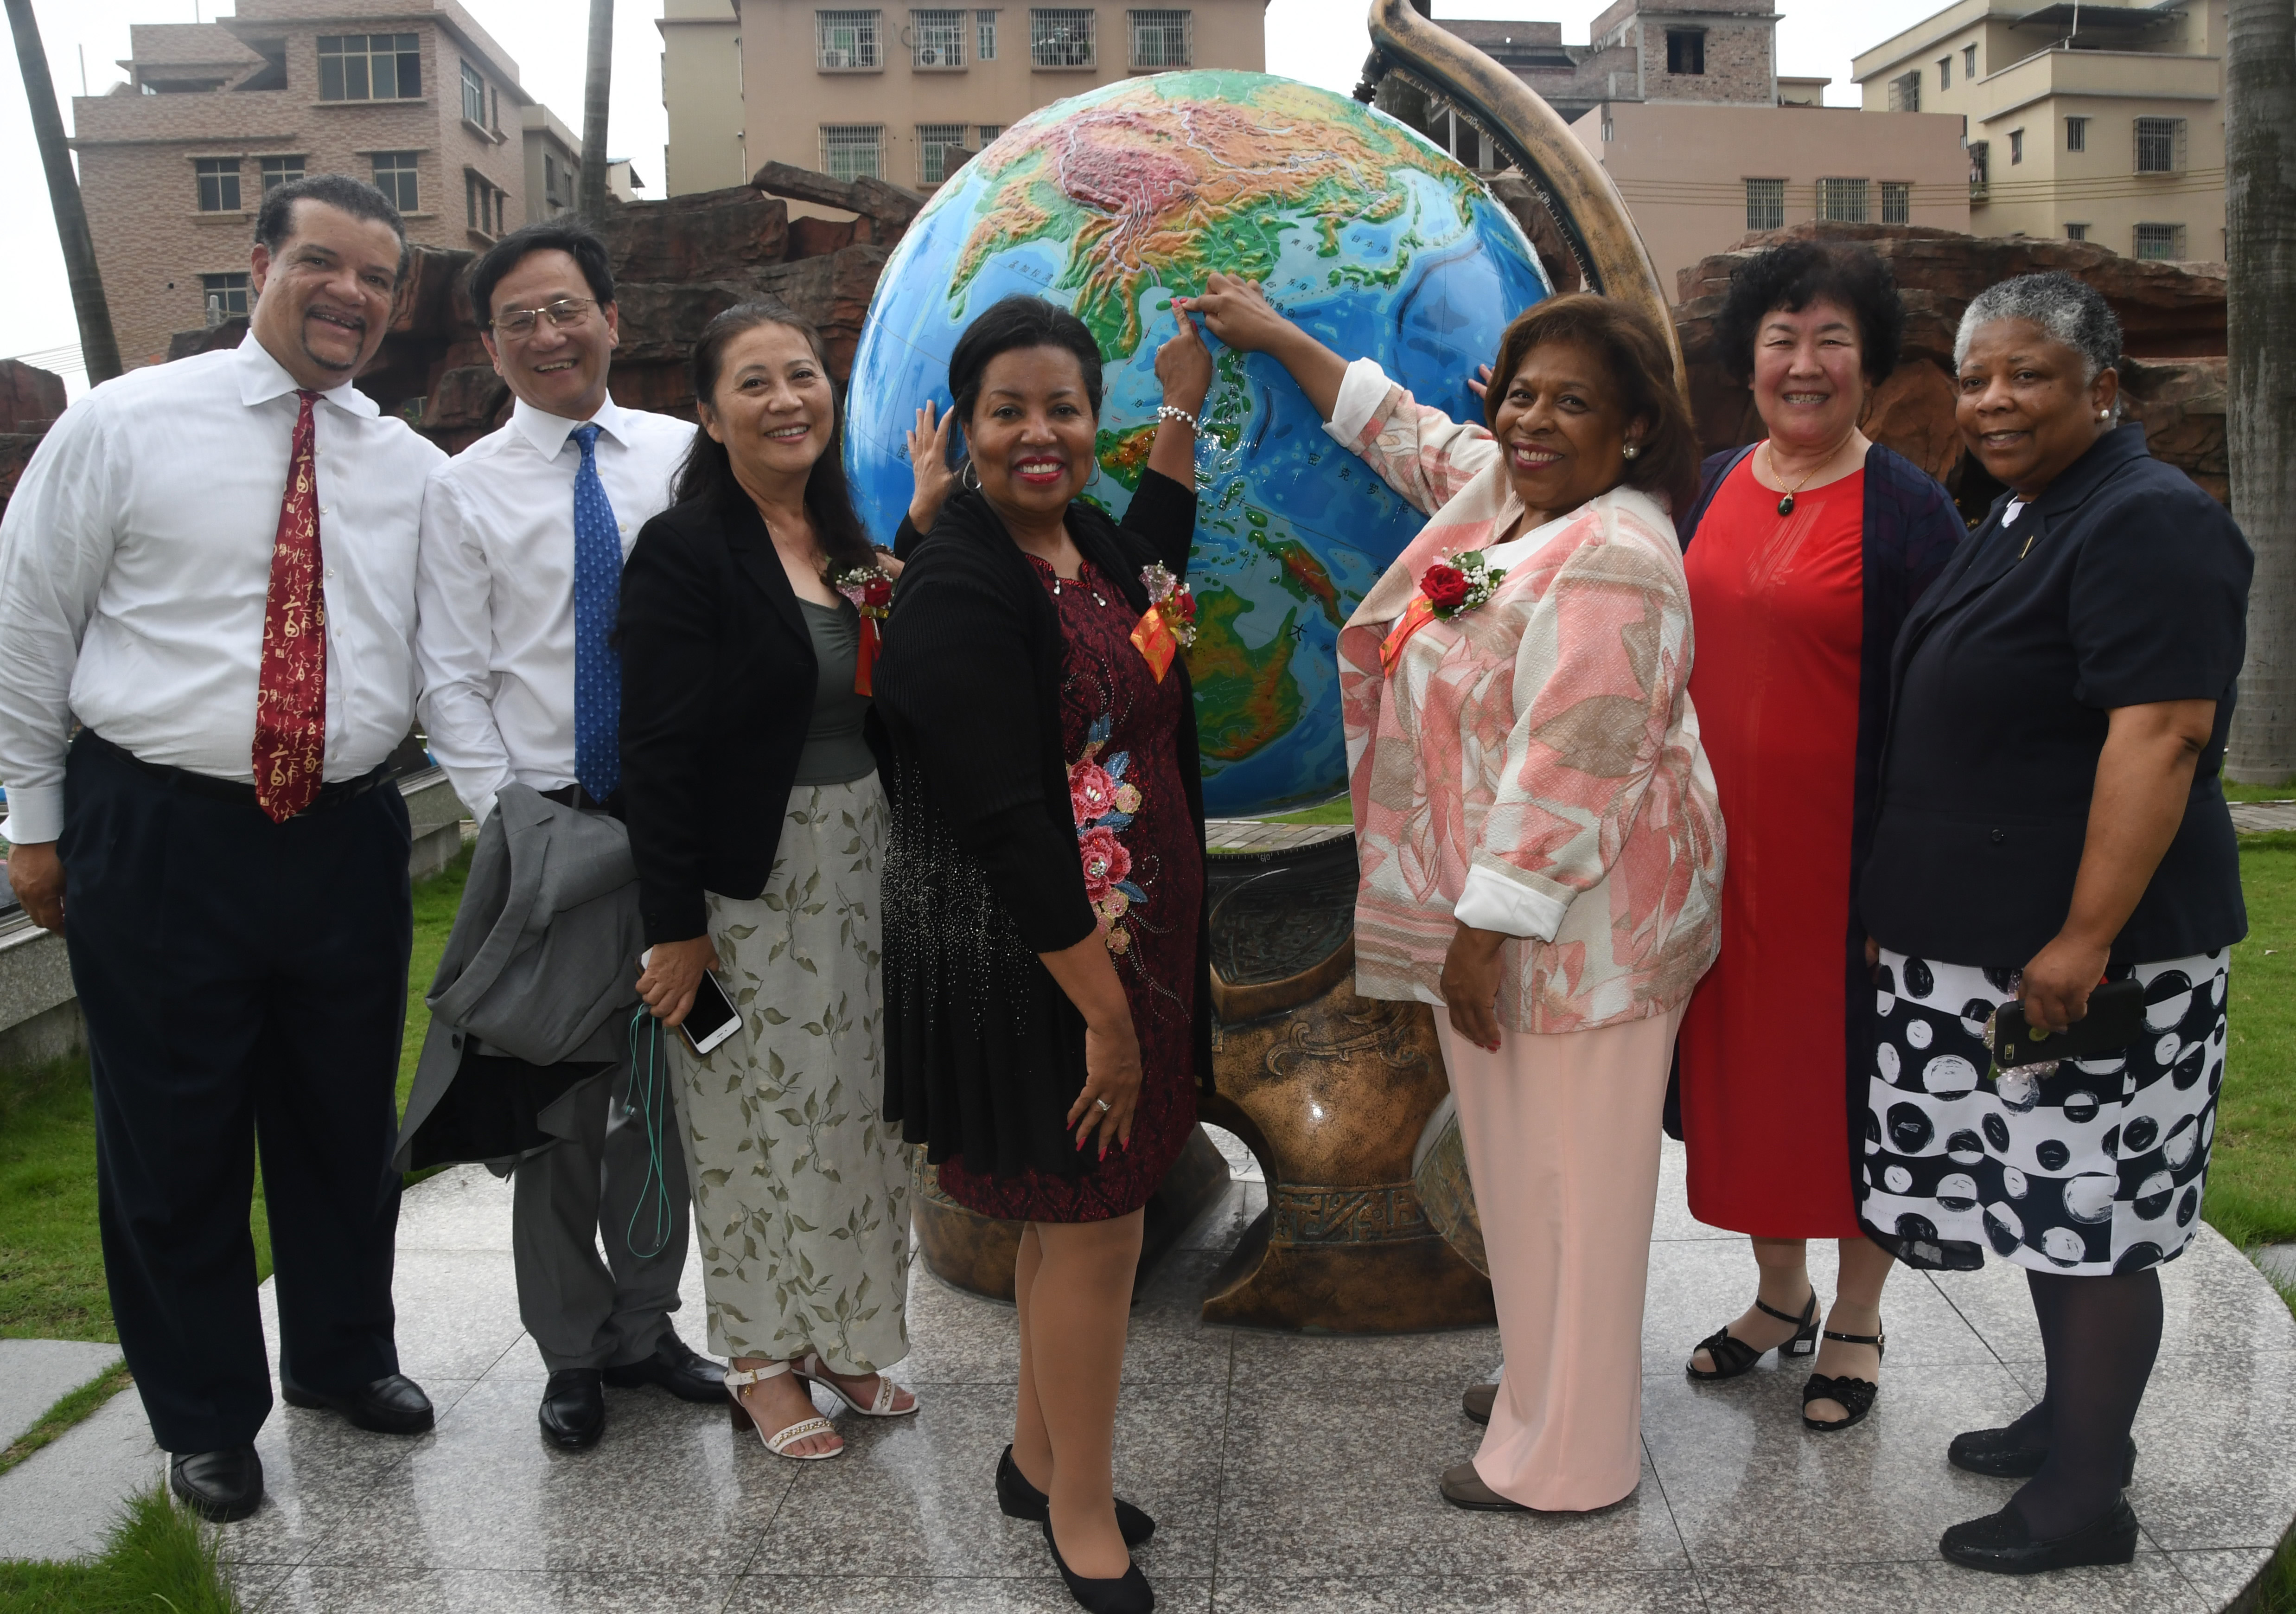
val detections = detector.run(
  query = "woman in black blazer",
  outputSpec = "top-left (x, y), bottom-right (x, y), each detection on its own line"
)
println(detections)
top-left (619, 299), bottom-right (918, 1465)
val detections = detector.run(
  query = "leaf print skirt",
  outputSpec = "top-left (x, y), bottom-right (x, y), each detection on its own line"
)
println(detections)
top-left (669, 774), bottom-right (912, 1373)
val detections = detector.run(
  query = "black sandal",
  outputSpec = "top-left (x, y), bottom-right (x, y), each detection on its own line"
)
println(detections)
top-left (1686, 1290), bottom-right (1818, 1381)
top-left (1803, 1325), bottom-right (1886, 1432)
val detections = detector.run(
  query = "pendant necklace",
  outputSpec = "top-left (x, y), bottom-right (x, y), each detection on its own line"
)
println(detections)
top-left (1767, 442), bottom-right (1824, 517)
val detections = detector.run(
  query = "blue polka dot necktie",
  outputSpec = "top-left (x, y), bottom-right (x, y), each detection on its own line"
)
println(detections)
top-left (570, 423), bottom-right (622, 803)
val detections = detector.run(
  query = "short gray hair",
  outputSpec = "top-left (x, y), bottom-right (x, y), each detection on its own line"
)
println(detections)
top-left (1953, 271), bottom-right (2123, 383)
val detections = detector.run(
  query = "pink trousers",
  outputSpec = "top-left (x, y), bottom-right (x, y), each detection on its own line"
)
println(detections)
top-left (1437, 1006), bottom-right (1681, 1512)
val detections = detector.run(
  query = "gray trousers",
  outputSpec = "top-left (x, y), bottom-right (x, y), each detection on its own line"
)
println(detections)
top-left (511, 1060), bottom-right (691, 1373)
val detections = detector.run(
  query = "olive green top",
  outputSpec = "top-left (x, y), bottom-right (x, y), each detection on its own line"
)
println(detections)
top-left (792, 597), bottom-right (876, 787)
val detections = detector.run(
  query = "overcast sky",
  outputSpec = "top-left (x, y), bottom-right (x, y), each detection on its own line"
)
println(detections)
top-left (0, 0), bottom-right (1944, 391)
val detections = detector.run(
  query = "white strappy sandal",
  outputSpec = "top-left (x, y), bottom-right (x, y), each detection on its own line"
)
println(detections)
top-left (792, 1351), bottom-right (920, 1418)
top-left (725, 1361), bottom-right (842, 1460)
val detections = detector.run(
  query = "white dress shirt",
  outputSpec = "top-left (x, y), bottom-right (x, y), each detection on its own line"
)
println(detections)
top-left (415, 395), bottom-right (696, 825)
top-left (0, 339), bottom-right (447, 845)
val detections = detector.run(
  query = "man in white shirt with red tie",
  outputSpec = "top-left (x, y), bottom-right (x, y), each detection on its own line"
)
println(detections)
top-left (414, 220), bottom-right (719, 1451)
top-left (0, 176), bottom-right (443, 1522)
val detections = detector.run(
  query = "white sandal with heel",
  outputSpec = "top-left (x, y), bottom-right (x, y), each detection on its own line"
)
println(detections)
top-left (726, 1361), bottom-right (842, 1460)
top-left (792, 1351), bottom-right (919, 1418)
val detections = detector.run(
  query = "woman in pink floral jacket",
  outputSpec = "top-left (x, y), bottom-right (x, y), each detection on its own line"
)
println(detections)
top-left (1184, 281), bottom-right (1725, 1513)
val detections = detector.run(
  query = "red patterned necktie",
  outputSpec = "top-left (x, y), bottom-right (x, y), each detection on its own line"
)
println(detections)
top-left (252, 390), bottom-right (327, 822)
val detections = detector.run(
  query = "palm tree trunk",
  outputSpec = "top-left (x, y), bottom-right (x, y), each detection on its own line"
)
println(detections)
top-left (2226, 0), bottom-right (2296, 783)
top-left (578, 0), bottom-right (614, 221)
top-left (6, 0), bottom-right (121, 385)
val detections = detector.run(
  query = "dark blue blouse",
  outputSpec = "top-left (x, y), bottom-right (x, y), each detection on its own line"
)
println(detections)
top-left (1860, 423), bottom-right (2253, 967)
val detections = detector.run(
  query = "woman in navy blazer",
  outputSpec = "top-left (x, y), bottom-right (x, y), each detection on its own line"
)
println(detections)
top-left (1858, 274), bottom-right (2251, 1575)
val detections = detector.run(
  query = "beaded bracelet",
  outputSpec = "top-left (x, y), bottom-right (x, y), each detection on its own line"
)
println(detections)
top-left (1155, 404), bottom-right (1201, 433)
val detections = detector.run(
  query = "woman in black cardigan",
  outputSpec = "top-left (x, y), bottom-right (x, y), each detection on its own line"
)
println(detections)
top-left (877, 295), bottom-right (1211, 1614)
top-left (619, 300), bottom-right (918, 1465)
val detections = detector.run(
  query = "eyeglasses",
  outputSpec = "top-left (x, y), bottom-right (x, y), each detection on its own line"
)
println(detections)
top-left (490, 297), bottom-right (596, 337)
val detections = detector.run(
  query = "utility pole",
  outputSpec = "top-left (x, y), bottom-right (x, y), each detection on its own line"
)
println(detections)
top-left (2226, 0), bottom-right (2296, 782)
top-left (579, 0), bottom-right (614, 221)
top-left (6, 0), bottom-right (122, 385)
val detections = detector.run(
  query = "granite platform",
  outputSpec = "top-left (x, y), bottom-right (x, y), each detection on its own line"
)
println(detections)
top-left (3, 1132), bottom-right (2291, 1613)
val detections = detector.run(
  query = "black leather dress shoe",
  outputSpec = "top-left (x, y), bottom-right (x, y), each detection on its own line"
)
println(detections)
top-left (1940, 1497), bottom-right (2139, 1574)
top-left (995, 1444), bottom-right (1155, 1547)
top-left (601, 1333), bottom-right (726, 1404)
top-left (280, 1372), bottom-right (434, 1435)
top-left (1947, 1425), bottom-right (2137, 1484)
top-left (539, 1369), bottom-right (606, 1448)
top-left (170, 1447), bottom-right (263, 1522)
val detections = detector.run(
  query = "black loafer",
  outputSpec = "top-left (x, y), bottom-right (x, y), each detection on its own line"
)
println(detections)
top-left (1462, 1382), bottom-right (1497, 1426)
top-left (995, 1444), bottom-right (1155, 1546)
top-left (170, 1447), bottom-right (263, 1522)
top-left (538, 1369), bottom-right (606, 1449)
top-left (1948, 1426), bottom-right (2137, 1485)
top-left (280, 1371), bottom-right (434, 1435)
top-left (1940, 1496), bottom-right (2139, 1574)
top-left (1439, 1460), bottom-right (1530, 1512)
top-left (601, 1332), bottom-right (727, 1405)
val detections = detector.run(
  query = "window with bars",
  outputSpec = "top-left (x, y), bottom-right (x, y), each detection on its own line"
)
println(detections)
top-left (1816, 178), bottom-right (1869, 223)
top-left (260, 156), bottom-right (304, 193)
top-left (2133, 222), bottom-right (2185, 260)
top-left (1031, 8), bottom-right (1095, 67)
top-left (2066, 116), bottom-right (2088, 153)
top-left (319, 34), bottom-right (421, 101)
top-left (2009, 128), bottom-right (2024, 164)
top-left (1937, 56), bottom-right (1951, 90)
top-left (201, 272), bottom-right (250, 323)
top-left (977, 8), bottom-right (998, 57)
top-left (918, 122), bottom-right (969, 183)
top-left (1665, 29), bottom-right (1703, 74)
top-left (912, 9), bottom-right (965, 66)
top-left (1744, 178), bottom-right (1784, 232)
top-left (1968, 140), bottom-right (1989, 198)
top-left (978, 123), bottom-right (1005, 146)
top-left (461, 60), bottom-right (486, 125)
top-left (1881, 181), bottom-right (1911, 224)
top-left (1129, 10), bottom-right (1190, 69)
top-left (370, 151), bottom-right (419, 211)
top-left (1888, 70), bottom-right (1920, 112)
top-left (194, 158), bottom-right (242, 212)
top-left (2135, 117), bottom-right (2185, 174)
top-left (465, 170), bottom-right (504, 233)
top-left (817, 10), bottom-right (882, 69)
top-left (1963, 43), bottom-right (1977, 77)
top-left (2066, 223), bottom-right (2089, 242)
top-left (821, 124), bottom-right (883, 181)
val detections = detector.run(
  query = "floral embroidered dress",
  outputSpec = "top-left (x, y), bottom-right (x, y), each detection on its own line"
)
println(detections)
top-left (931, 554), bottom-right (1203, 1221)
top-left (1329, 358), bottom-right (1725, 1032)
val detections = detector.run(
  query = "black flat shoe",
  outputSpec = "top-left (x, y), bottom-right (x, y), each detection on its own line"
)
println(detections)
top-left (170, 1447), bottom-right (263, 1522)
top-left (1440, 1460), bottom-right (1530, 1512)
top-left (280, 1371), bottom-right (434, 1435)
top-left (1687, 1291), bottom-right (1818, 1381)
top-left (1802, 1324), bottom-right (1886, 1432)
top-left (1462, 1382), bottom-right (1497, 1426)
top-left (995, 1445), bottom-right (1155, 1546)
top-left (1948, 1426), bottom-right (2137, 1485)
top-left (538, 1369), bottom-right (606, 1449)
top-left (602, 1333), bottom-right (727, 1404)
top-left (1041, 1516), bottom-right (1154, 1613)
top-left (1940, 1496), bottom-right (2139, 1574)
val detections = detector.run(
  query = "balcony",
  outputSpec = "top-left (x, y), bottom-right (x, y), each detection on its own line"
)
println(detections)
top-left (1974, 45), bottom-right (2220, 122)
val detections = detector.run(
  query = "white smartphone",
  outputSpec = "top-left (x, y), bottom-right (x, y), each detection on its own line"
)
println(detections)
top-left (640, 947), bottom-right (742, 1056)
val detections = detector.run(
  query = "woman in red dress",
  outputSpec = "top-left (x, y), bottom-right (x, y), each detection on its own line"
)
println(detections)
top-left (1674, 243), bottom-right (1963, 1430)
top-left (879, 295), bottom-right (1212, 1614)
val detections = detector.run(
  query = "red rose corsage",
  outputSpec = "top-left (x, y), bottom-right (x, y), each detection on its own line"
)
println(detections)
top-left (1129, 562), bottom-right (1198, 682)
top-left (833, 564), bottom-right (896, 695)
top-left (1380, 549), bottom-right (1506, 672)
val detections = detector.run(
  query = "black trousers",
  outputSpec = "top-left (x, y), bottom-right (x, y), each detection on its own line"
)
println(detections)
top-left (62, 733), bottom-right (414, 1453)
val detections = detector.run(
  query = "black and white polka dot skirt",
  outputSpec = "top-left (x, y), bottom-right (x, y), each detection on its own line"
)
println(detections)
top-left (1858, 948), bottom-right (2229, 1277)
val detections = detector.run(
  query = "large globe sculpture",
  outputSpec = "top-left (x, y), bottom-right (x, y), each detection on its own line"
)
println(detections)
top-left (845, 69), bottom-right (1551, 816)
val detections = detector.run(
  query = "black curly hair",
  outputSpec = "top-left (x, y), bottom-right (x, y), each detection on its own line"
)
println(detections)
top-left (1714, 240), bottom-right (1904, 387)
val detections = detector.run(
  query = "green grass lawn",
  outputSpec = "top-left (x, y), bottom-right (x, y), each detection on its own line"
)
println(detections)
top-left (2199, 829), bottom-right (2296, 1246)
top-left (0, 1487), bottom-right (236, 1614)
top-left (2228, 777), bottom-right (2296, 804)
top-left (0, 845), bottom-right (472, 1345)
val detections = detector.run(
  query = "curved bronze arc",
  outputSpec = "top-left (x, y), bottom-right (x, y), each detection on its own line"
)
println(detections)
top-left (1365, 0), bottom-right (1685, 395)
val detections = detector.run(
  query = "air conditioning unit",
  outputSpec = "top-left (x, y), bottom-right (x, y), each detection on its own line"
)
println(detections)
top-left (918, 45), bottom-right (942, 64)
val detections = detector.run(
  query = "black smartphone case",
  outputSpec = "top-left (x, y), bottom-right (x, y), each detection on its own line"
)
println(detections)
top-left (1989, 978), bottom-right (2148, 1068)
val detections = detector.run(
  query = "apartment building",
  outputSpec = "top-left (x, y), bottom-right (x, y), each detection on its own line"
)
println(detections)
top-left (658, 2), bottom-right (1266, 200)
top-left (73, 0), bottom-right (584, 366)
top-left (1852, 0), bottom-right (2227, 259)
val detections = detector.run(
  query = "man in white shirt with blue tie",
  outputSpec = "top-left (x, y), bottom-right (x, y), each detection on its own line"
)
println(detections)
top-left (414, 221), bottom-right (720, 1450)
top-left (0, 176), bottom-right (445, 1522)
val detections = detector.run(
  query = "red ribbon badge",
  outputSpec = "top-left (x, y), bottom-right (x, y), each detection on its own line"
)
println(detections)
top-left (1379, 595), bottom-right (1438, 674)
top-left (1131, 605), bottom-right (1178, 682)
top-left (854, 617), bottom-right (881, 697)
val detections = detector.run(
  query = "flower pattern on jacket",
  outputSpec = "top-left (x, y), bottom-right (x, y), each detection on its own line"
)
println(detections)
top-left (1071, 714), bottom-right (1149, 955)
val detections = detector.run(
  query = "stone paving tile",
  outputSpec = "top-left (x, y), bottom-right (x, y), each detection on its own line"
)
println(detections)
top-left (254, 1565), bottom-right (740, 1612)
top-left (215, 1398), bottom-right (435, 1568)
top-left (1209, 1570), bottom-right (1705, 1613)
top-left (1650, 1140), bottom-right (1736, 1242)
top-left (394, 1165), bottom-right (519, 1253)
top-left (727, 1576), bottom-right (1215, 1612)
top-left (762, 1381), bottom-right (1225, 1579)
top-left (1643, 1360), bottom-right (2051, 1569)
top-left (1217, 1377), bottom-right (1690, 1577)
top-left (0, 1339), bottom-right (122, 1448)
top-left (2227, 801), bottom-right (2296, 834)
top-left (1694, 1555), bottom-right (2206, 1614)
top-left (0, 1384), bottom-right (165, 1562)
top-left (2160, 1548), bottom-right (2282, 1610)
top-left (2105, 1349), bottom-right (2296, 1551)
top-left (1644, 1239), bottom-right (1999, 1369)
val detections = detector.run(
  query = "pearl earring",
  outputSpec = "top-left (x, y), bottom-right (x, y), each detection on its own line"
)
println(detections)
top-left (2098, 410), bottom-right (2111, 420)
top-left (1622, 442), bottom-right (1639, 460)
